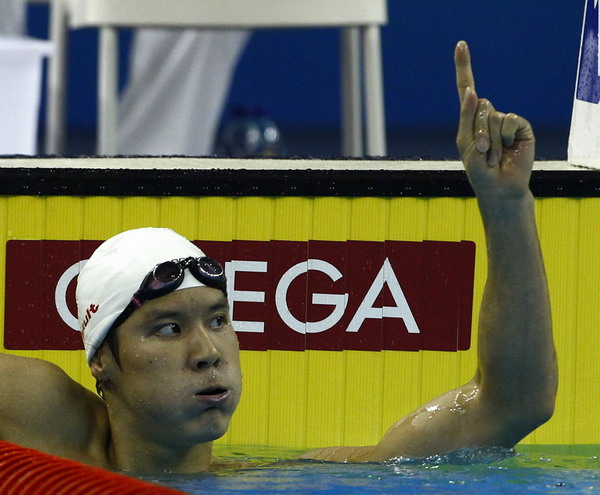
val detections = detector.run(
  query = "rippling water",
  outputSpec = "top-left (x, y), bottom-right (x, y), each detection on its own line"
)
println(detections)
top-left (139, 445), bottom-right (600, 494)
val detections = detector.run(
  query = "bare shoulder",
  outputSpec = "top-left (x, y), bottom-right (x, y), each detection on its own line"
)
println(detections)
top-left (0, 352), bottom-right (85, 400)
top-left (0, 353), bottom-right (109, 464)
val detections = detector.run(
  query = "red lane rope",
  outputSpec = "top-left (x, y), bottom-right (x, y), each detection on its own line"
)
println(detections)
top-left (0, 441), bottom-right (184, 494)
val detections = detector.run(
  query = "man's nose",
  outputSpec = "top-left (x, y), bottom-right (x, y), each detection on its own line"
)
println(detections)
top-left (187, 327), bottom-right (221, 370)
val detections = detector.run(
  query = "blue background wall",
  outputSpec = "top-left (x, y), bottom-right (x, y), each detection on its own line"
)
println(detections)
top-left (27, 1), bottom-right (584, 153)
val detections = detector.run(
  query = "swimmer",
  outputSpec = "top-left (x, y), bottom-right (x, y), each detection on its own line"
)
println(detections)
top-left (0, 41), bottom-right (557, 472)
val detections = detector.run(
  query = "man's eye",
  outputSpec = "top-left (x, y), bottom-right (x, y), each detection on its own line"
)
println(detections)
top-left (209, 315), bottom-right (226, 330)
top-left (155, 323), bottom-right (181, 336)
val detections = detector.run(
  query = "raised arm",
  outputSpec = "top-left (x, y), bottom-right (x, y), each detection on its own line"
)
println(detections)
top-left (443, 39), bottom-right (557, 444)
top-left (301, 41), bottom-right (557, 462)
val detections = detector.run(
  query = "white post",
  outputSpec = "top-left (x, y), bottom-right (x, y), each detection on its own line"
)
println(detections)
top-left (45, 0), bottom-right (68, 154)
top-left (340, 27), bottom-right (363, 157)
top-left (363, 25), bottom-right (386, 157)
top-left (98, 26), bottom-right (118, 155)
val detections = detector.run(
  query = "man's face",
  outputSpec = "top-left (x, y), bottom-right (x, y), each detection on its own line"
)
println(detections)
top-left (100, 286), bottom-right (242, 446)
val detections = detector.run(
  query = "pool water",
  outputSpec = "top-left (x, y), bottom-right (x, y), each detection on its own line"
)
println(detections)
top-left (141, 445), bottom-right (600, 494)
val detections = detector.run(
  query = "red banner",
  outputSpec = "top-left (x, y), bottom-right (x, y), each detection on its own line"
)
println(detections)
top-left (4, 239), bottom-right (475, 352)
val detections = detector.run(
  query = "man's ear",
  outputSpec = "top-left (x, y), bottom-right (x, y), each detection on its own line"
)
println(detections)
top-left (90, 344), bottom-right (112, 382)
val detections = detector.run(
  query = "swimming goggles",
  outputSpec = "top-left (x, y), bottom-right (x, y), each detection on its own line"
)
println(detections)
top-left (110, 256), bottom-right (227, 331)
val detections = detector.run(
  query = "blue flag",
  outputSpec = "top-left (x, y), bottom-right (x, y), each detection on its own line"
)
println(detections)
top-left (569, 0), bottom-right (600, 168)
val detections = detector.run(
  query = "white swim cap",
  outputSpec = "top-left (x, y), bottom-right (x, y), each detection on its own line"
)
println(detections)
top-left (76, 228), bottom-right (207, 365)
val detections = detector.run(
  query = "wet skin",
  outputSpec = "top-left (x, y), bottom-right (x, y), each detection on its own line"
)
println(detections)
top-left (91, 286), bottom-right (243, 469)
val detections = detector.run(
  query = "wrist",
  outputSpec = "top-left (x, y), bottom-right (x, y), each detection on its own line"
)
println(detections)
top-left (477, 190), bottom-right (535, 224)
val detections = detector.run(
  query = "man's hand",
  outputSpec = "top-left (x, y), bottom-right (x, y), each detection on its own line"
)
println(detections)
top-left (455, 41), bottom-right (535, 200)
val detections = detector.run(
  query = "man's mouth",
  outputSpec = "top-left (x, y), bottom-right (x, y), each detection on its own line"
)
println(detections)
top-left (197, 386), bottom-right (227, 397)
top-left (195, 387), bottom-right (230, 405)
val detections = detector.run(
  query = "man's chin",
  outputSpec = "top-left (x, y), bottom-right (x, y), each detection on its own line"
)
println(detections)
top-left (191, 412), bottom-right (232, 444)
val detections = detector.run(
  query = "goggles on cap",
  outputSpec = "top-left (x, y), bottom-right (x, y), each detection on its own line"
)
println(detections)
top-left (109, 256), bottom-right (227, 332)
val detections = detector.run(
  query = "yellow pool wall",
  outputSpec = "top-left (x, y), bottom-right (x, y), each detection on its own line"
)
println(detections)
top-left (0, 194), bottom-right (596, 448)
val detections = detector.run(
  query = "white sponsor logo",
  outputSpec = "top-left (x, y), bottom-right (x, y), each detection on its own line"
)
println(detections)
top-left (55, 258), bottom-right (420, 335)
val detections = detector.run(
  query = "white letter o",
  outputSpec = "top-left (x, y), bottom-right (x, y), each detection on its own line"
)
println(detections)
top-left (54, 260), bottom-right (87, 331)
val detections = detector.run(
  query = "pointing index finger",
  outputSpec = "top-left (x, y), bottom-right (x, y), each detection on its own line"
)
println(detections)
top-left (455, 41), bottom-right (476, 104)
